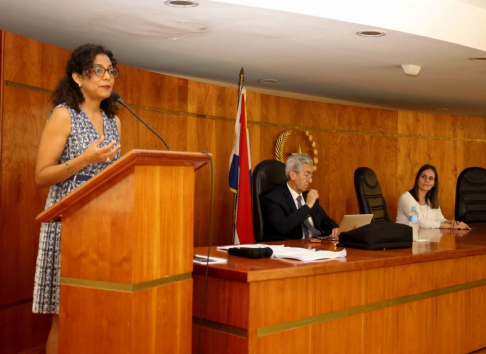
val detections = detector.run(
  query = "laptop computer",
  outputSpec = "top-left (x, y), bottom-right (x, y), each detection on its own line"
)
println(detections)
top-left (339, 214), bottom-right (374, 233)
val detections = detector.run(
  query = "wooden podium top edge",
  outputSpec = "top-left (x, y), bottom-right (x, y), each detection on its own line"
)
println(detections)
top-left (36, 149), bottom-right (211, 223)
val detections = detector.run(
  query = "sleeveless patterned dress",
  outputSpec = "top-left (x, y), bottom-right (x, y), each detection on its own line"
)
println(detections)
top-left (33, 103), bottom-right (121, 314)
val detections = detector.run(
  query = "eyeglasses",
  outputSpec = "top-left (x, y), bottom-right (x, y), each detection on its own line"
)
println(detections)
top-left (91, 65), bottom-right (119, 78)
top-left (294, 171), bottom-right (313, 180)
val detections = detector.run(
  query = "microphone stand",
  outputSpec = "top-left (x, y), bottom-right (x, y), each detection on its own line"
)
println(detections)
top-left (113, 95), bottom-right (171, 151)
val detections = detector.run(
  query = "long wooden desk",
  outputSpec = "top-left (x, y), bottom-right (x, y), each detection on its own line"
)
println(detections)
top-left (192, 224), bottom-right (486, 354)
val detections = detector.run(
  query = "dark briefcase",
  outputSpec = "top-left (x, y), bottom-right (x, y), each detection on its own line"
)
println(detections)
top-left (337, 222), bottom-right (413, 250)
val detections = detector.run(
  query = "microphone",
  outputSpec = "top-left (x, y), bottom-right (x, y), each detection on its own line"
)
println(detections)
top-left (110, 92), bottom-right (171, 151)
top-left (227, 247), bottom-right (273, 259)
top-left (260, 247), bottom-right (274, 258)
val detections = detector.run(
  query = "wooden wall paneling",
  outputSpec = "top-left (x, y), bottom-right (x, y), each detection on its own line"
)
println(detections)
top-left (328, 133), bottom-right (398, 224)
top-left (398, 111), bottom-right (435, 137)
top-left (255, 125), bottom-right (285, 165)
top-left (188, 81), bottom-right (238, 247)
top-left (463, 140), bottom-right (486, 168)
top-left (1, 87), bottom-right (52, 306)
top-left (328, 104), bottom-right (398, 135)
top-left (0, 83), bottom-right (52, 353)
top-left (115, 64), bottom-right (189, 112)
top-left (114, 64), bottom-right (190, 153)
top-left (0, 302), bottom-right (51, 354)
top-left (259, 94), bottom-right (297, 126)
top-left (192, 114), bottom-right (218, 247)
top-left (192, 117), bottom-right (235, 246)
top-left (246, 92), bottom-right (262, 172)
top-left (0, 29), bottom-right (4, 205)
top-left (4, 32), bottom-right (69, 90)
top-left (299, 100), bottom-right (334, 129)
top-left (399, 111), bottom-right (486, 142)
top-left (187, 80), bottom-right (237, 118)
top-left (439, 140), bottom-right (467, 219)
top-left (118, 108), bottom-right (189, 152)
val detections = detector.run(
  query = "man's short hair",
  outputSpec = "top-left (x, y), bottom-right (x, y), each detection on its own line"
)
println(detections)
top-left (285, 154), bottom-right (313, 180)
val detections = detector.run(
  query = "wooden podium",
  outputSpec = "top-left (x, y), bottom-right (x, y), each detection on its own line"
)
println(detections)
top-left (36, 149), bottom-right (209, 353)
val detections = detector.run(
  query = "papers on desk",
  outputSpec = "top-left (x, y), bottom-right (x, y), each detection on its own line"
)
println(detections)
top-left (217, 244), bottom-right (346, 262)
top-left (272, 247), bottom-right (347, 262)
top-left (193, 254), bottom-right (227, 265)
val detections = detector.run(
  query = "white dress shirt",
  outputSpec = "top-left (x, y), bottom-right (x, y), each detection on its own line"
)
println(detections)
top-left (396, 191), bottom-right (447, 229)
top-left (287, 183), bottom-right (316, 238)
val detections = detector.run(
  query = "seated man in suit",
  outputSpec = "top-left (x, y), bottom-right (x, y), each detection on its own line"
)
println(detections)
top-left (262, 154), bottom-right (339, 239)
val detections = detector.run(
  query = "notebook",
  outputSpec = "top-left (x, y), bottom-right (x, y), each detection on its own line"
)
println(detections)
top-left (339, 214), bottom-right (374, 233)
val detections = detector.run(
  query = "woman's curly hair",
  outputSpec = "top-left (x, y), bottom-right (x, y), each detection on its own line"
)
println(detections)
top-left (52, 44), bottom-right (119, 118)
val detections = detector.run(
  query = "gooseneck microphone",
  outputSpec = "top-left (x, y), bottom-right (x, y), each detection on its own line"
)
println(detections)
top-left (110, 92), bottom-right (171, 151)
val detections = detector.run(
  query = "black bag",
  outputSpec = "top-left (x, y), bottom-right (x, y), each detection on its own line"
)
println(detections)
top-left (337, 222), bottom-right (413, 250)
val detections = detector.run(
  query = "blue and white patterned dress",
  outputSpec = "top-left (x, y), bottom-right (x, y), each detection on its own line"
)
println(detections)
top-left (33, 103), bottom-right (121, 314)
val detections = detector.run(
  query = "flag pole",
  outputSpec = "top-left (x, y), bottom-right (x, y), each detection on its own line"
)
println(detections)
top-left (232, 67), bottom-right (245, 244)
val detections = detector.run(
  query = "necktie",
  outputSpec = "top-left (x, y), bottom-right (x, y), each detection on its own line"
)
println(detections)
top-left (296, 196), bottom-right (322, 238)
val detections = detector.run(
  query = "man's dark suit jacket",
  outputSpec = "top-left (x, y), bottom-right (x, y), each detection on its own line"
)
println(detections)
top-left (262, 184), bottom-right (338, 240)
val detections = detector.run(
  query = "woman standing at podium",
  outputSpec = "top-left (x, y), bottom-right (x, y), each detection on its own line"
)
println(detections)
top-left (33, 44), bottom-right (121, 354)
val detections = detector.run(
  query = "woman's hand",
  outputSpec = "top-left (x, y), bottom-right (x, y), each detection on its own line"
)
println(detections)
top-left (81, 135), bottom-right (120, 165)
top-left (450, 220), bottom-right (471, 230)
top-left (452, 220), bottom-right (470, 230)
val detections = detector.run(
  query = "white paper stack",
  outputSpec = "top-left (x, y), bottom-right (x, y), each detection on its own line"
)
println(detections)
top-left (217, 244), bottom-right (346, 262)
top-left (193, 255), bottom-right (227, 264)
top-left (271, 247), bottom-right (346, 262)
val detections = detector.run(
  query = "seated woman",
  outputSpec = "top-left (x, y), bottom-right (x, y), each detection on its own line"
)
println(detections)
top-left (396, 164), bottom-right (470, 229)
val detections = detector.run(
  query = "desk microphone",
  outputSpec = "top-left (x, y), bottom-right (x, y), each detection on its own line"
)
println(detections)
top-left (228, 247), bottom-right (273, 259)
top-left (110, 92), bottom-right (171, 151)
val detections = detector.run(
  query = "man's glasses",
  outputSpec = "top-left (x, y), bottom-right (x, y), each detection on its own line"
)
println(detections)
top-left (91, 65), bottom-right (119, 78)
top-left (294, 171), bottom-right (313, 180)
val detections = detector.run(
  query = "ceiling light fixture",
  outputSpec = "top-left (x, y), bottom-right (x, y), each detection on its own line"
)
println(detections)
top-left (401, 64), bottom-right (421, 77)
top-left (259, 79), bottom-right (278, 84)
top-left (469, 56), bottom-right (486, 61)
top-left (164, 0), bottom-right (199, 8)
top-left (356, 30), bottom-right (386, 37)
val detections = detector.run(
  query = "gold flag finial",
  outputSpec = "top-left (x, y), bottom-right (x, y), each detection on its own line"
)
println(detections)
top-left (238, 67), bottom-right (245, 96)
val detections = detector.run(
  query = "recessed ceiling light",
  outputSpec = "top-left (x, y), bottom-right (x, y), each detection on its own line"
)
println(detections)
top-left (469, 56), bottom-right (486, 61)
top-left (164, 0), bottom-right (199, 8)
top-left (435, 107), bottom-right (449, 112)
top-left (259, 79), bottom-right (278, 84)
top-left (356, 30), bottom-right (386, 37)
top-left (401, 64), bottom-right (421, 77)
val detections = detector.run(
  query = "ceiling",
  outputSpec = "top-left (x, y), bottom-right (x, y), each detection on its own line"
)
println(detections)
top-left (1, 0), bottom-right (486, 117)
